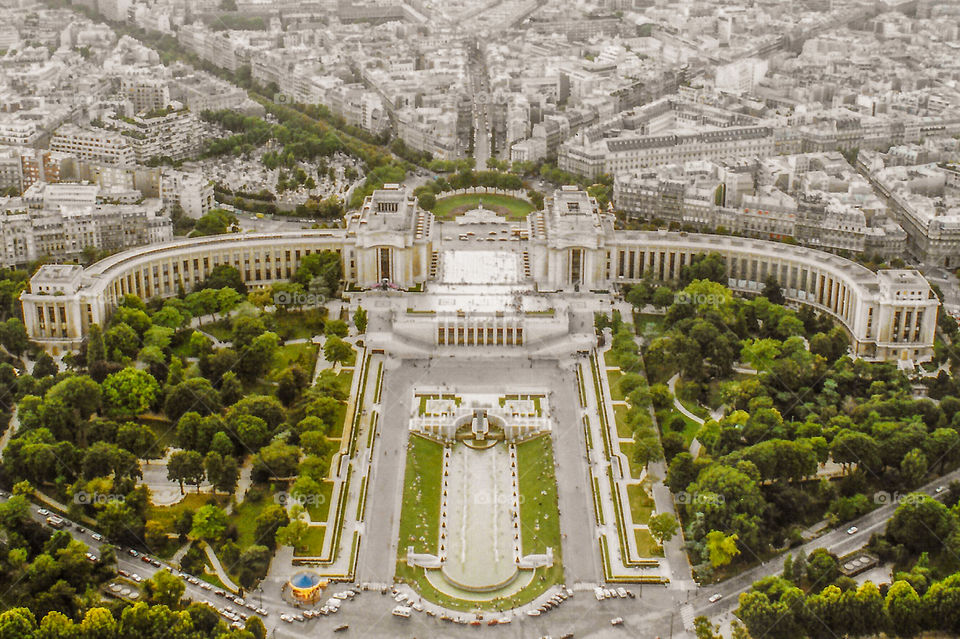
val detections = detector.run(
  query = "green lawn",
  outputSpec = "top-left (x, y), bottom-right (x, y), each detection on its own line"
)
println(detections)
top-left (202, 319), bottom-right (233, 342)
top-left (614, 405), bottom-right (633, 439)
top-left (604, 350), bottom-right (619, 367)
top-left (432, 193), bottom-right (535, 220)
top-left (293, 525), bottom-right (326, 557)
top-left (633, 312), bottom-right (666, 341)
top-left (200, 572), bottom-right (228, 590)
top-left (229, 488), bottom-right (275, 550)
top-left (307, 480), bottom-right (335, 522)
top-left (275, 310), bottom-right (326, 340)
top-left (396, 435), bottom-right (444, 556)
top-left (516, 435), bottom-right (562, 558)
top-left (417, 394), bottom-right (461, 416)
top-left (334, 369), bottom-right (354, 396)
top-left (634, 528), bottom-right (664, 558)
top-left (147, 494), bottom-right (228, 531)
top-left (607, 369), bottom-right (626, 401)
top-left (270, 342), bottom-right (318, 381)
top-left (617, 441), bottom-right (645, 479)
top-left (626, 483), bottom-right (654, 524)
top-left (658, 408), bottom-right (702, 448)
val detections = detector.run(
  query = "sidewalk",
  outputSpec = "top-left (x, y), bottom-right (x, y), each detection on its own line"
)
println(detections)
top-left (204, 543), bottom-right (241, 592)
top-left (581, 335), bottom-right (670, 582)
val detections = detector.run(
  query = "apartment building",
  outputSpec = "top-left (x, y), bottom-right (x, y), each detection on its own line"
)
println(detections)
top-left (0, 182), bottom-right (172, 267)
top-left (103, 103), bottom-right (202, 163)
top-left (50, 124), bottom-right (136, 167)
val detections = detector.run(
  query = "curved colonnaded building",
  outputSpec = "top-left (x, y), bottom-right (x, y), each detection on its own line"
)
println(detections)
top-left (21, 185), bottom-right (938, 364)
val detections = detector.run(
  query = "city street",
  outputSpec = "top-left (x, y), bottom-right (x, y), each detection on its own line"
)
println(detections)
top-left (19, 452), bottom-right (960, 637)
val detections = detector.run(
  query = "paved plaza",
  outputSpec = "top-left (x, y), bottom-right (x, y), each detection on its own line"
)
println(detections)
top-left (360, 358), bottom-right (600, 590)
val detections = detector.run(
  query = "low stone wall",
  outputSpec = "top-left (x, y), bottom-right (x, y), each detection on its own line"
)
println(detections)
top-left (438, 187), bottom-right (533, 205)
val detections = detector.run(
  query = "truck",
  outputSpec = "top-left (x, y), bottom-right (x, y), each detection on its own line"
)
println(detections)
top-left (46, 516), bottom-right (65, 529)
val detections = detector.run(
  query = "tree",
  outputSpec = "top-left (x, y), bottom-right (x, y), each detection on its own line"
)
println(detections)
top-left (237, 331), bottom-right (279, 381)
top-left (886, 580), bottom-right (922, 637)
top-left (231, 414), bottom-right (270, 452)
top-left (353, 306), bottom-right (367, 334)
top-left (203, 451), bottom-right (228, 495)
top-left (761, 275), bottom-right (785, 305)
top-left (116, 421), bottom-right (158, 458)
top-left (190, 505), bottom-right (227, 542)
top-left (324, 319), bottom-right (349, 338)
top-left (251, 441), bottom-right (300, 481)
top-left (417, 192), bottom-right (436, 210)
top-left (254, 504), bottom-right (289, 548)
top-left (323, 336), bottom-right (353, 366)
top-left (275, 516), bottom-right (309, 552)
top-left (694, 616), bottom-right (721, 639)
top-left (926, 428), bottom-right (960, 474)
top-left (45, 375), bottom-right (101, 446)
top-left (198, 265), bottom-right (246, 295)
top-left (229, 394), bottom-right (286, 430)
top-left (0, 318), bottom-right (28, 358)
top-left (104, 323), bottom-right (139, 361)
top-left (102, 368), bottom-right (160, 418)
top-left (276, 365), bottom-right (309, 405)
top-left (805, 548), bottom-right (839, 586)
top-left (0, 608), bottom-right (37, 638)
top-left (648, 512), bottom-right (679, 546)
top-left (219, 371), bottom-right (243, 406)
top-left (887, 494), bottom-right (959, 554)
top-left (167, 450), bottom-right (204, 495)
top-left (704, 530), bottom-right (739, 568)
top-left (901, 448), bottom-right (929, 488)
top-left (667, 453), bottom-right (699, 493)
top-left (144, 569), bottom-right (185, 608)
top-left (164, 378), bottom-right (221, 421)
top-left (85, 323), bottom-right (107, 364)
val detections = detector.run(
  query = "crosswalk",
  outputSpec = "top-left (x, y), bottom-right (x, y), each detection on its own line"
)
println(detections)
top-left (679, 603), bottom-right (696, 630)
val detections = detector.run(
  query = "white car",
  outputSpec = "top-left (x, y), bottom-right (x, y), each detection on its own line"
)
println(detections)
top-left (91, 533), bottom-right (103, 542)
top-left (936, 486), bottom-right (945, 493)
top-left (526, 609), bottom-right (541, 617)
top-left (611, 617), bottom-right (624, 626)
top-left (846, 526), bottom-right (859, 535)
top-left (709, 593), bottom-right (722, 603)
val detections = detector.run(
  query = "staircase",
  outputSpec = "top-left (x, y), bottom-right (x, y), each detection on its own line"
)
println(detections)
top-left (429, 251), bottom-right (440, 279)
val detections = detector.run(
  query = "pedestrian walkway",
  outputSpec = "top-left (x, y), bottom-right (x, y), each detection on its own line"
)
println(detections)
top-left (667, 374), bottom-right (704, 426)
top-left (203, 543), bottom-right (241, 592)
top-left (581, 336), bottom-right (670, 583)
